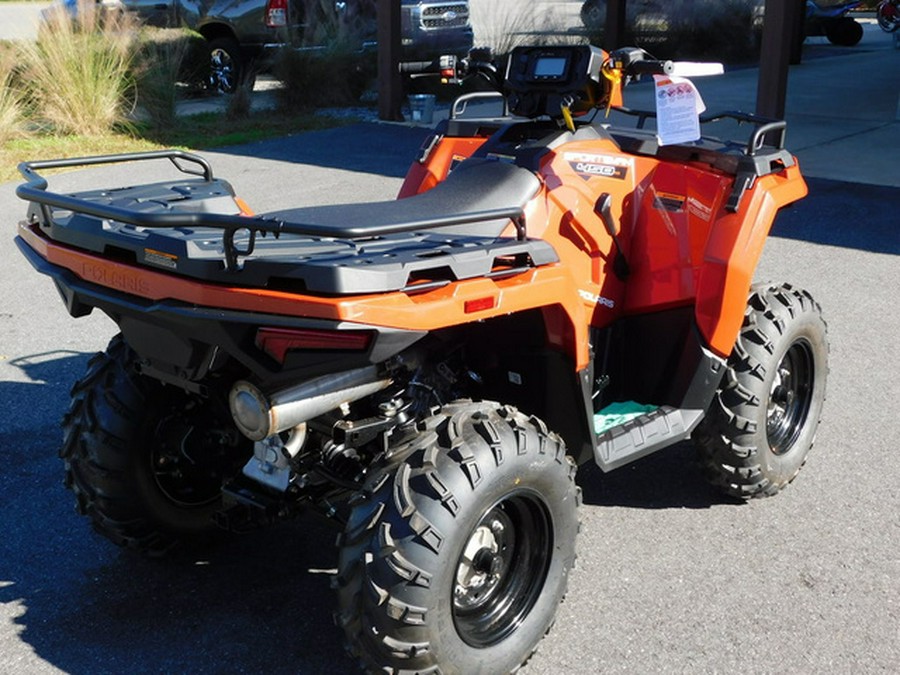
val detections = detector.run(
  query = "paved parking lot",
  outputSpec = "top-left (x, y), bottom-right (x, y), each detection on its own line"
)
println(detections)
top-left (1, 10), bottom-right (898, 675)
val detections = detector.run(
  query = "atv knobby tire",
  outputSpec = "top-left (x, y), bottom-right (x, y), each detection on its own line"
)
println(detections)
top-left (335, 401), bottom-right (580, 674)
top-left (61, 335), bottom-right (247, 555)
top-left (694, 284), bottom-right (828, 499)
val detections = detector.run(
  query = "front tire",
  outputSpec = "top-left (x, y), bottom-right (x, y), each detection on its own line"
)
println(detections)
top-left (694, 284), bottom-right (828, 499)
top-left (825, 17), bottom-right (863, 46)
top-left (877, 1), bottom-right (900, 32)
top-left (61, 335), bottom-right (250, 554)
top-left (335, 401), bottom-right (580, 674)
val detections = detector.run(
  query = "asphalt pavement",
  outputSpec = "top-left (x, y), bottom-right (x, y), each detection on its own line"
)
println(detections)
top-left (1, 20), bottom-right (899, 675)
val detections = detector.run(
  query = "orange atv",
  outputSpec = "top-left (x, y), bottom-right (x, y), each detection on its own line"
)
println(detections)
top-left (15, 44), bottom-right (827, 674)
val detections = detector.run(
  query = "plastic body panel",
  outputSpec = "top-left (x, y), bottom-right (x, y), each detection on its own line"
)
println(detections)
top-left (399, 122), bottom-right (807, 358)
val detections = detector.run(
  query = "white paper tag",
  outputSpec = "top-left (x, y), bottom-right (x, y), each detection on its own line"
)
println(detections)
top-left (653, 75), bottom-right (706, 146)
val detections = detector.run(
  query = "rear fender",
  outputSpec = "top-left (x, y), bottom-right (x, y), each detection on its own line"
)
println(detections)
top-left (398, 133), bottom-right (489, 198)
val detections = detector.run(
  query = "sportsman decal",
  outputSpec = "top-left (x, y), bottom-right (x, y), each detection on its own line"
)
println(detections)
top-left (564, 152), bottom-right (631, 181)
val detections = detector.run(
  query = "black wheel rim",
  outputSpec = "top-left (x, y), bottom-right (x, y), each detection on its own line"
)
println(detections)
top-left (452, 492), bottom-right (553, 648)
top-left (210, 47), bottom-right (236, 94)
top-left (766, 338), bottom-right (815, 455)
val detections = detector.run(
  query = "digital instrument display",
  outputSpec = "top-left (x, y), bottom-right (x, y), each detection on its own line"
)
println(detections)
top-left (532, 57), bottom-right (568, 79)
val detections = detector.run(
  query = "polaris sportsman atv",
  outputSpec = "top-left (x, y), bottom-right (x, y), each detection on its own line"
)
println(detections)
top-left (14, 44), bottom-right (828, 674)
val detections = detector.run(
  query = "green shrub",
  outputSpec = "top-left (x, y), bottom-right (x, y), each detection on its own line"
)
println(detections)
top-left (23, 1), bottom-right (138, 135)
top-left (301, 0), bottom-right (374, 46)
top-left (225, 79), bottom-right (254, 120)
top-left (273, 47), bottom-right (374, 111)
top-left (133, 28), bottom-right (209, 129)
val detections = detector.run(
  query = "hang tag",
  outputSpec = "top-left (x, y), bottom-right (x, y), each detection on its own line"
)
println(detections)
top-left (653, 75), bottom-right (706, 146)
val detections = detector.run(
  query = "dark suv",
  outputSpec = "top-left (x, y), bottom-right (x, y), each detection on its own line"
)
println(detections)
top-left (118, 0), bottom-right (474, 92)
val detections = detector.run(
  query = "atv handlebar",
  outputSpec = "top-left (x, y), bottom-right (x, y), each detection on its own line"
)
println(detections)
top-left (399, 60), bottom-right (440, 75)
top-left (626, 59), bottom-right (675, 76)
top-left (606, 47), bottom-right (674, 78)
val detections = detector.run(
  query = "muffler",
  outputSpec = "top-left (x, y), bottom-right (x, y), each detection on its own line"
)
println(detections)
top-left (229, 366), bottom-right (392, 441)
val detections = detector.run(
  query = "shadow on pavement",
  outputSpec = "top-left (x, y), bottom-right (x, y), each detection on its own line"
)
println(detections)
top-left (209, 122), bottom-right (433, 180)
top-left (577, 442), bottom-right (741, 510)
top-left (0, 513), bottom-right (347, 674)
top-left (773, 178), bottom-right (900, 255)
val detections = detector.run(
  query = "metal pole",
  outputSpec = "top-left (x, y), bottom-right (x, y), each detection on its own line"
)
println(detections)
top-left (377, 0), bottom-right (403, 121)
top-left (604, 0), bottom-right (627, 52)
top-left (756, 0), bottom-right (799, 119)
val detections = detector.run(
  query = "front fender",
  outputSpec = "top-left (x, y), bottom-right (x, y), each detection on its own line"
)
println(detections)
top-left (695, 165), bottom-right (807, 357)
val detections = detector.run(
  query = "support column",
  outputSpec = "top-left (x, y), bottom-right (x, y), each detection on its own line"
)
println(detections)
top-left (756, 0), bottom-right (803, 119)
top-left (377, 0), bottom-right (403, 121)
top-left (604, 0), bottom-right (627, 52)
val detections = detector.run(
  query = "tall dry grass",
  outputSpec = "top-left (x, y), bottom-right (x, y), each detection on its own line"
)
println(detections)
top-left (0, 47), bottom-right (25, 143)
top-left (273, 46), bottom-right (373, 111)
top-left (133, 28), bottom-right (210, 130)
top-left (23, 1), bottom-right (138, 135)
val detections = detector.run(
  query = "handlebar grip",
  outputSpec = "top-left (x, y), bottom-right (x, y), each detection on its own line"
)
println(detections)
top-left (399, 60), bottom-right (438, 74)
top-left (628, 59), bottom-right (674, 76)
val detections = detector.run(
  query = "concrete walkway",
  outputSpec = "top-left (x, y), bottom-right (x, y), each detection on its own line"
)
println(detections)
top-left (185, 21), bottom-right (899, 188)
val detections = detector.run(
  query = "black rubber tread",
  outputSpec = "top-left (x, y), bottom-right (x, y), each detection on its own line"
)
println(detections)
top-left (693, 283), bottom-right (828, 499)
top-left (61, 335), bottom-right (233, 555)
top-left (334, 401), bottom-right (581, 675)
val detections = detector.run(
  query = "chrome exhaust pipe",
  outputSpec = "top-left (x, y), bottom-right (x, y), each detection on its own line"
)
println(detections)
top-left (229, 366), bottom-right (392, 441)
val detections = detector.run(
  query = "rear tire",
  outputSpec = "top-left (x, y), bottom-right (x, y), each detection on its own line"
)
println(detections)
top-left (825, 17), bottom-right (863, 46)
top-left (334, 401), bottom-right (580, 674)
top-left (61, 335), bottom-right (250, 555)
top-left (694, 284), bottom-right (828, 499)
top-left (207, 36), bottom-right (254, 94)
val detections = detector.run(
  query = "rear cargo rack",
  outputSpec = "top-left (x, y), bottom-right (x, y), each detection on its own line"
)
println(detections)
top-left (17, 150), bottom-right (531, 273)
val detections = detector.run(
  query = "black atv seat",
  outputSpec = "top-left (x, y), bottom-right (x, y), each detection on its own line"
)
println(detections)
top-left (265, 159), bottom-right (541, 238)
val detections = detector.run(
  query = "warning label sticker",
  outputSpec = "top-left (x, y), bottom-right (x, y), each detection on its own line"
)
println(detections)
top-left (144, 248), bottom-right (178, 270)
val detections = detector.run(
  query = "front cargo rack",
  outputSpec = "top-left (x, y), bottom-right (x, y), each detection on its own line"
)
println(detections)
top-left (608, 109), bottom-right (796, 212)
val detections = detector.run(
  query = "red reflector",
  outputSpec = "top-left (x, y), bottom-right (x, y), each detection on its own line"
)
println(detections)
top-left (256, 327), bottom-right (372, 363)
top-left (464, 297), bottom-right (495, 313)
top-left (266, 0), bottom-right (288, 27)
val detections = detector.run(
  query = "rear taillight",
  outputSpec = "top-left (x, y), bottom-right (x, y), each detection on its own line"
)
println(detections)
top-left (256, 327), bottom-right (373, 363)
top-left (266, 0), bottom-right (288, 28)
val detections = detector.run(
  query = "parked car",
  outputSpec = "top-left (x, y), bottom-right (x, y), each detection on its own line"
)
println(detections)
top-left (46, 0), bottom-right (474, 93)
top-left (580, 0), bottom-right (767, 32)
